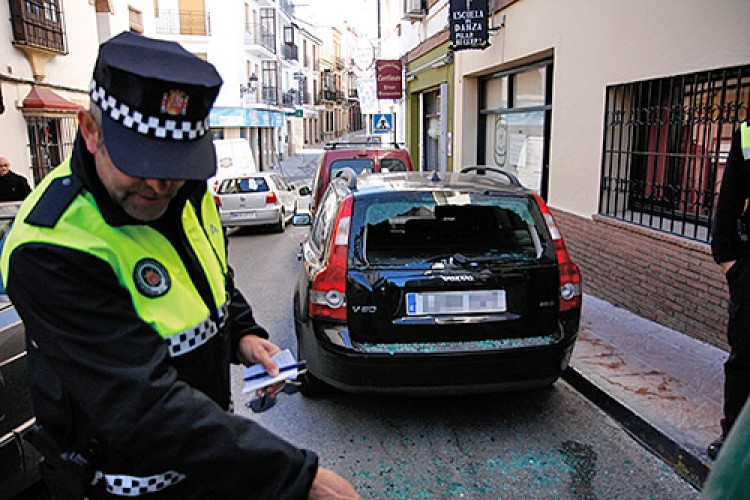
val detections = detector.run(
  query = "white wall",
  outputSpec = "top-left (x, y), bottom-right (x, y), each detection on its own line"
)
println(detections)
top-left (0, 1), bottom-right (100, 184)
top-left (454, 0), bottom-right (750, 218)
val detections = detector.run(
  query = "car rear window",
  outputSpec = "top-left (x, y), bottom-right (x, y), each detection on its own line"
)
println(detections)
top-left (217, 177), bottom-right (270, 194)
top-left (330, 159), bottom-right (375, 176)
top-left (355, 193), bottom-right (547, 265)
top-left (380, 158), bottom-right (406, 172)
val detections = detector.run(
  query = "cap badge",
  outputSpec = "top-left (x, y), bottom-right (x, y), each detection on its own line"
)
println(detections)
top-left (134, 258), bottom-right (171, 298)
top-left (161, 90), bottom-right (189, 116)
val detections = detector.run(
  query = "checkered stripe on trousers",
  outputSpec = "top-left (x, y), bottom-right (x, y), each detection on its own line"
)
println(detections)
top-left (92, 470), bottom-right (186, 497)
top-left (89, 80), bottom-right (208, 141)
top-left (166, 303), bottom-right (229, 357)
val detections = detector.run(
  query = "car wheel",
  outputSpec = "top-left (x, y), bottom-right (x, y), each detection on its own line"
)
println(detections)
top-left (272, 209), bottom-right (285, 233)
top-left (299, 370), bottom-right (331, 398)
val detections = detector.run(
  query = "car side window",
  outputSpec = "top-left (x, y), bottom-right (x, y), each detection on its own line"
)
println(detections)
top-left (310, 186), bottom-right (341, 251)
top-left (272, 174), bottom-right (287, 190)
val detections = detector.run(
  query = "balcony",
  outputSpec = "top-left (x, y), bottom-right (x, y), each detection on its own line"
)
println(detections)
top-left (244, 23), bottom-right (276, 55)
top-left (282, 43), bottom-right (298, 62)
top-left (261, 85), bottom-right (278, 105)
top-left (155, 9), bottom-right (211, 36)
top-left (9, 0), bottom-right (67, 54)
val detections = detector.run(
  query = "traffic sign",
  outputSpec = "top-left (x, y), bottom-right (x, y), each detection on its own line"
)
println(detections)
top-left (372, 113), bottom-right (393, 134)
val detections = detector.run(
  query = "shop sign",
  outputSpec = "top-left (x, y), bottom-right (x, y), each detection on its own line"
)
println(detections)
top-left (376, 60), bottom-right (403, 100)
top-left (449, 0), bottom-right (489, 51)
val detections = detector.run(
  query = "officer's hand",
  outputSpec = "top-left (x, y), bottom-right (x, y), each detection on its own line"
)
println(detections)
top-left (238, 335), bottom-right (281, 375)
top-left (308, 467), bottom-right (360, 499)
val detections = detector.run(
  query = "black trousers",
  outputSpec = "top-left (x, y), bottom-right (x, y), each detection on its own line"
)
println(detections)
top-left (722, 299), bottom-right (750, 435)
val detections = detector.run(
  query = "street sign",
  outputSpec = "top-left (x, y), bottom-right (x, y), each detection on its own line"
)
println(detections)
top-left (372, 113), bottom-right (393, 134)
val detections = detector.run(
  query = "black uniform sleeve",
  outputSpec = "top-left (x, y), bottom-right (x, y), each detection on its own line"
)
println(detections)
top-left (711, 127), bottom-right (750, 264)
top-left (225, 265), bottom-right (272, 364)
top-left (7, 243), bottom-right (318, 498)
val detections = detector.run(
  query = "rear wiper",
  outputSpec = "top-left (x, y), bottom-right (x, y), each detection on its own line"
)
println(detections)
top-left (425, 253), bottom-right (475, 266)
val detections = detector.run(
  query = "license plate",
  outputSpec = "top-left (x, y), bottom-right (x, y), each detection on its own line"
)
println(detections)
top-left (231, 211), bottom-right (256, 220)
top-left (406, 290), bottom-right (506, 316)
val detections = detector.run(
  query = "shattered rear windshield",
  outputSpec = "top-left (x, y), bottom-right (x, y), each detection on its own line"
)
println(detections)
top-left (353, 191), bottom-right (549, 265)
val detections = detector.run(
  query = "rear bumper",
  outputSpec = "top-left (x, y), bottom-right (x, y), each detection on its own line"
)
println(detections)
top-left (297, 321), bottom-right (577, 395)
top-left (219, 206), bottom-right (280, 227)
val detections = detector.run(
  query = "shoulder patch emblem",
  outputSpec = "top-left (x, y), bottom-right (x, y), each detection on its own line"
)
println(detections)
top-left (134, 258), bottom-right (171, 298)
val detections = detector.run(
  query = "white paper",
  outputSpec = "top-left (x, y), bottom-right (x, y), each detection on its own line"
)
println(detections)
top-left (242, 349), bottom-right (302, 394)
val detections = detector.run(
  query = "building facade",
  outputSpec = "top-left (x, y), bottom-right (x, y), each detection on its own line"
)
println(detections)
top-left (445, 0), bottom-right (749, 348)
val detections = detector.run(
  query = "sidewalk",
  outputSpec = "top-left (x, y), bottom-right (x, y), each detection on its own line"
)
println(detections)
top-left (564, 294), bottom-right (726, 489)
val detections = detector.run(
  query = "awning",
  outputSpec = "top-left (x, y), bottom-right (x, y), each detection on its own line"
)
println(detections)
top-left (22, 86), bottom-right (80, 111)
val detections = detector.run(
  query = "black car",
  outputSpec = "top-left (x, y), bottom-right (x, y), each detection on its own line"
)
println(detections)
top-left (0, 201), bottom-right (43, 498)
top-left (292, 167), bottom-right (582, 396)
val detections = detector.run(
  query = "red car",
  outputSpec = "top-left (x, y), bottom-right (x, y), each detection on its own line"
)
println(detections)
top-left (310, 142), bottom-right (414, 216)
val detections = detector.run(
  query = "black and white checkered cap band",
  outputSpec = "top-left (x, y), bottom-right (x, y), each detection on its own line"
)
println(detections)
top-left (166, 303), bottom-right (229, 358)
top-left (92, 469), bottom-right (186, 497)
top-left (90, 80), bottom-right (208, 141)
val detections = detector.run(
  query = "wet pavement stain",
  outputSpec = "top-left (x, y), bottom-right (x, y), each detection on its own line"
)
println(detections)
top-left (558, 440), bottom-right (597, 499)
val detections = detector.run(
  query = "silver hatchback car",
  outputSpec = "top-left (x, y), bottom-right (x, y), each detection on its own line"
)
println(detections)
top-left (214, 172), bottom-right (307, 232)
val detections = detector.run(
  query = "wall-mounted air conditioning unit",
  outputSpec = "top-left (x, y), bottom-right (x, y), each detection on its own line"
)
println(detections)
top-left (404, 0), bottom-right (426, 19)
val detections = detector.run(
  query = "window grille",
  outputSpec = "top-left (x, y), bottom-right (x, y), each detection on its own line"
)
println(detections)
top-left (26, 115), bottom-right (76, 184)
top-left (599, 65), bottom-right (750, 242)
top-left (9, 0), bottom-right (67, 54)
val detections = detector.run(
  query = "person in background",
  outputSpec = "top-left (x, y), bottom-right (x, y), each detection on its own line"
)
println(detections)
top-left (1, 31), bottom-right (359, 499)
top-left (0, 155), bottom-right (31, 201)
top-left (709, 120), bottom-right (750, 461)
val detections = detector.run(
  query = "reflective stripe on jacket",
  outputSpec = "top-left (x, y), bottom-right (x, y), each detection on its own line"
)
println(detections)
top-left (742, 122), bottom-right (750, 161)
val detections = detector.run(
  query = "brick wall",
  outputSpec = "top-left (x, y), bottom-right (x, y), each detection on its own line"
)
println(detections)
top-left (552, 209), bottom-right (729, 351)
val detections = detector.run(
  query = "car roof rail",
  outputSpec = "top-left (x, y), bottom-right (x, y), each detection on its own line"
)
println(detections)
top-left (460, 166), bottom-right (522, 187)
top-left (332, 167), bottom-right (358, 190)
top-left (323, 141), bottom-right (402, 150)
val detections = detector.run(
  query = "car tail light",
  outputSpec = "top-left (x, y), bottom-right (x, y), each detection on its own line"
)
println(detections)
top-left (309, 196), bottom-right (353, 321)
top-left (266, 191), bottom-right (278, 204)
top-left (534, 194), bottom-right (582, 312)
top-left (214, 196), bottom-right (221, 208)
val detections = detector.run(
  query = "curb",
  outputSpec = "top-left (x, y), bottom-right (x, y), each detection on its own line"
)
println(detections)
top-left (562, 366), bottom-right (708, 491)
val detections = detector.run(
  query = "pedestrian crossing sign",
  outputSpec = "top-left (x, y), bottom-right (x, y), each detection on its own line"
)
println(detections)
top-left (372, 113), bottom-right (393, 134)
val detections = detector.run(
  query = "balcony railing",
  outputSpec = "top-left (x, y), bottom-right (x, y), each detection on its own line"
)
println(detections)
top-left (282, 43), bottom-right (298, 62)
top-left (155, 9), bottom-right (211, 36)
top-left (261, 85), bottom-right (278, 105)
top-left (244, 23), bottom-right (276, 54)
top-left (9, 0), bottom-right (67, 54)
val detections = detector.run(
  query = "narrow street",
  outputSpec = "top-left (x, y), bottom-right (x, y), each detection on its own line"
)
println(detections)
top-left (225, 222), bottom-right (699, 498)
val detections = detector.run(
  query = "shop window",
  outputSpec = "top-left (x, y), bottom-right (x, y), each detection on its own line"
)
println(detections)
top-left (478, 60), bottom-right (552, 197)
top-left (599, 65), bottom-right (750, 242)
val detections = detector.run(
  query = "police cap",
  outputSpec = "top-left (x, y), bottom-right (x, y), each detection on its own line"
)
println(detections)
top-left (90, 31), bottom-right (223, 181)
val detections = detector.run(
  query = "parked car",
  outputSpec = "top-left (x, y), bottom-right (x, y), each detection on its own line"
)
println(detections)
top-left (292, 167), bottom-right (582, 396)
top-left (214, 172), bottom-right (307, 232)
top-left (0, 201), bottom-right (42, 498)
top-left (309, 142), bottom-right (414, 217)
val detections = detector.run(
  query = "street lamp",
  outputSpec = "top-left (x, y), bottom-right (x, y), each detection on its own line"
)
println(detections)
top-left (240, 73), bottom-right (259, 97)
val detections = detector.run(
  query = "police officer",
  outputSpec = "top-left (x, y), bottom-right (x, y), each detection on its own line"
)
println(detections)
top-left (1, 32), bottom-right (358, 499)
top-left (709, 119), bottom-right (750, 461)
